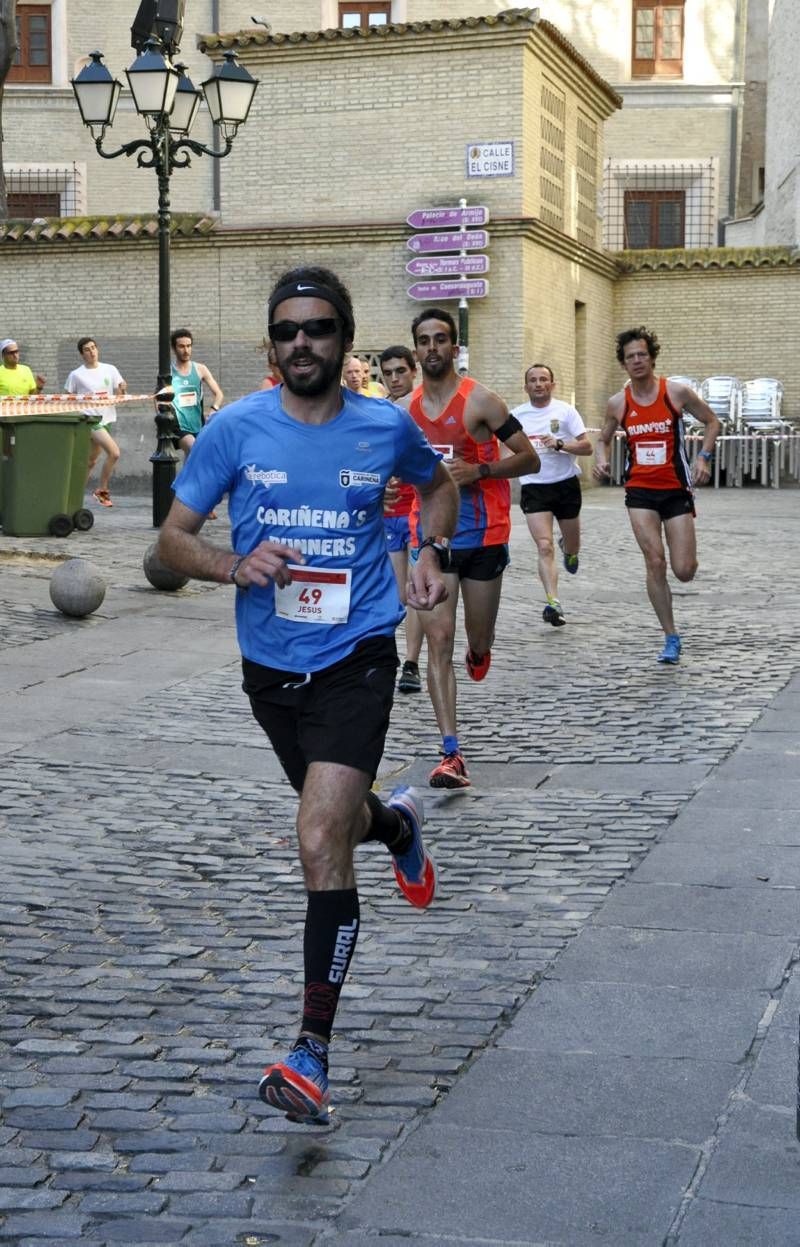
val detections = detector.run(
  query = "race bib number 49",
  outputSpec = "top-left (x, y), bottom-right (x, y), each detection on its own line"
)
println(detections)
top-left (275, 565), bottom-right (352, 624)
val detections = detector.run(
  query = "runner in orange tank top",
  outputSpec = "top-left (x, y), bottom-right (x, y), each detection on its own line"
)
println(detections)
top-left (396, 307), bottom-right (539, 788)
top-left (379, 345), bottom-right (425, 695)
top-left (594, 326), bottom-right (720, 665)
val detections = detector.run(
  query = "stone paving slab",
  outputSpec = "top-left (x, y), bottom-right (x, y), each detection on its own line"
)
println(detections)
top-left (431, 1048), bottom-right (737, 1142)
top-left (551, 925), bottom-right (794, 991)
top-left (592, 881), bottom-right (800, 935)
top-left (661, 806), bottom-right (800, 845)
top-left (338, 1123), bottom-right (699, 1244)
top-left (541, 762), bottom-right (711, 794)
top-left (496, 981), bottom-right (767, 1061)
top-left (679, 1199), bottom-right (800, 1247)
top-left (686, 780), bottom-right (800, 810)
top-left (696, 1099), bottom-right (800, 1210)
top-left (633, 841), bottom-right (800, 887)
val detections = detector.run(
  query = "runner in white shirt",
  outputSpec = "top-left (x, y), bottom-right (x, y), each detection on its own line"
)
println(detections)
top-left (65, 337), bottom-right (127, 508)
top-left (511, 363), bottom-right (592, 626)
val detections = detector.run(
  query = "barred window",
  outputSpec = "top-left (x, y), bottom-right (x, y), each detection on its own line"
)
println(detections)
top-left (603, 160), bottom-right (717, 250)
top-left (9, 4), bottom-right (52, 84)
top-left (5, 165), bottom-right (85, 219)
top-left (632, 0), bottom-right (684, 78)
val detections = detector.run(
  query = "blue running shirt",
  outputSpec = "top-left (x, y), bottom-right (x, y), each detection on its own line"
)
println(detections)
top-left (173, 386), bottom-right (442, 672)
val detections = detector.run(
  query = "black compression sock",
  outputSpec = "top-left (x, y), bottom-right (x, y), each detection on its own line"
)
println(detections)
top-left (362, 791), bottom-right (413, 855)
top-left (300, 888), bottom-right (360, 1044)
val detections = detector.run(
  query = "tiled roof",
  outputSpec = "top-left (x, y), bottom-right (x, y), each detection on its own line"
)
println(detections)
top-left (616, 246), bottom-right (800, 272)
top-left (0, 214), bottom-right (218, 244)
top-left (199, 7), bottom-right (622, 107)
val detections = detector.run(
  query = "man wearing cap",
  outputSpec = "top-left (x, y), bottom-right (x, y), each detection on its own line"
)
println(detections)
top-left (0, 340), bottom-right (44, 397)
top-left (156, 264), bottom-right (458, 1128)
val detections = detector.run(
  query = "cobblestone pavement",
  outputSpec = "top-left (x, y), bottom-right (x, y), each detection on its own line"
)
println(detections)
top-left (0, 487), bottom-right (797, 1245)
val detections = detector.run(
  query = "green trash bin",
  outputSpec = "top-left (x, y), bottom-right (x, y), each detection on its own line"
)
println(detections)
top-left (0, 412), bottom-right (96, 537)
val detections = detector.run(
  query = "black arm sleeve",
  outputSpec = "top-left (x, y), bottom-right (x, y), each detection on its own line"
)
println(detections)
top-left (494, 414), bottom-right (523, 443)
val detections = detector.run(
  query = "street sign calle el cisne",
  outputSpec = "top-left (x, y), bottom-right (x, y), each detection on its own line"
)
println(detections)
top-left (407, 278), bottom-right (488, 301)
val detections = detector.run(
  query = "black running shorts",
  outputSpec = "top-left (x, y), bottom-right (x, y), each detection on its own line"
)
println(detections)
top-left (520, 476), bottom-right (582, 520)
top-left (625, 486), bottom-right (695, 520)
top-left (242, 635), bottom-right (398, 793)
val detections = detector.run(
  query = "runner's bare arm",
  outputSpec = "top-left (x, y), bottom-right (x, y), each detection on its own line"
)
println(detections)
top-left (198, 364), bottom-right (224, 411)
top-left (407, 462), bottom-right (458, 611)
top-left (157, 499), bottom-right (303, 589)
top-left (451, 387), bottom-right (538, 484)
top-left (592, 397), bottom-right (623, 480)
top-left (540, 429), bottom-right (593, 455)
top-left (669, 382), bottom-right (721, 486)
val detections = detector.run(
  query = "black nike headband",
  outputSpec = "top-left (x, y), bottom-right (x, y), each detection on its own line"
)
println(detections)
top-left (267, 282), bottom-right (354, 337)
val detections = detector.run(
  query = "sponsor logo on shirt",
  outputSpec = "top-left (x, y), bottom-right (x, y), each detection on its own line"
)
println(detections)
top-left (339, 468), bottom-right (381, 487)
top-left (245, 465), bottom-right (288, 487)
top-left (629, 417), bottom-right (672, 435)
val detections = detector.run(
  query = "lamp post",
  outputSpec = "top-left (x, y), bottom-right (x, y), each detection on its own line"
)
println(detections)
top-left (71, 35), bottom-right (257, 526)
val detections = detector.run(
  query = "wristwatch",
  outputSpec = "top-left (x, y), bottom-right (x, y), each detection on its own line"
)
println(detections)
top-left (229, 555), bottom-right (248, 587)
top-left (698, 449), bottom-right (713, 462)
top-left (418, 536), bottom-right (452, 571)
top-left (556, 439), bottom-right (564, 452)
top-left (477, 462), bottom-right (491, 480)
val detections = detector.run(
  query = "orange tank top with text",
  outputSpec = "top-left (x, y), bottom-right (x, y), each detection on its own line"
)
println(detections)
top-left (408, 377), bottom-right (510, 548)
top-left (622, 376), bottom-right (691, 491)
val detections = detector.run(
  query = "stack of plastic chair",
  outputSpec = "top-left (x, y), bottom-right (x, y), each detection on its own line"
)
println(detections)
top-left (740, 378), bottom-right (788, 486)
top-left (700, 376), bottom-right (742, 486)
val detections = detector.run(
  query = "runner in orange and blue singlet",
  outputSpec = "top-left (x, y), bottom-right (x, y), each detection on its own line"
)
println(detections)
top-left (396, 307), bottom-right (539, 789)
top-left (594, 326), bottom-right (720, 666)
top-left (380, 345), bottom-right (425, 695)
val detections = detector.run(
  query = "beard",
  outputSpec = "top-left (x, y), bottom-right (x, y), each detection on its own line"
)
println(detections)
top-left (419, 351), bottom-right (452, 379)
top-left (280, 344), bottom-right (345, 398)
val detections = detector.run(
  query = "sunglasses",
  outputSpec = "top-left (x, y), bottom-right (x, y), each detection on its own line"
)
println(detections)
top-left (3, 348), bottom-right (20, 355)
top-left (268, 317), bottom-right (339, 343)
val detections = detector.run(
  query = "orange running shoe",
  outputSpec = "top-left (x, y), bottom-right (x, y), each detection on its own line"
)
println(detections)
top-left (429, 751), bottom-right (471, 789)
top-left (93, 489), bottom-right (113, 508)
top-left (386, 787), bottom-right (437, 908)
top-left (465, 647), bottom-right (491, 681)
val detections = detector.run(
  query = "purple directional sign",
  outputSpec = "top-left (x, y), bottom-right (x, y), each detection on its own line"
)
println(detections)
top-left (407, 205), bottom-right (489, 229)
top-left (407, 278), bottom-right (489, 301)
top-left (406, 229), bottom-right (489, 254)
top-left (406, 254), bottom-right (490, 277)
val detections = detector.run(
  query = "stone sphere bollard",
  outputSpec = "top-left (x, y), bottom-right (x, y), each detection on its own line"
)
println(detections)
top-left (49, 558), bottom-right (106, 618)
top-left (143, 542), bottom-right (190, 591)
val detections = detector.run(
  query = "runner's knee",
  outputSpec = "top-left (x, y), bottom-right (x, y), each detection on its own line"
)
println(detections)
top-left (672, 558), bottom-right (697, 583)
top-left (535, 538), bottom-right (555, 559)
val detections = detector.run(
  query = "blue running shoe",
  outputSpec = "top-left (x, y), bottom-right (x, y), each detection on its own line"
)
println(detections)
top-left (259, 1044), bottom-right (331, 1125)
top-left (657, 634), bottom-right (682, 665)
top-left (387, 787), bottom-right (437, 908)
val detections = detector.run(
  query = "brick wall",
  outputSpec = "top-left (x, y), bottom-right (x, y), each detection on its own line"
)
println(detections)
top-left (612, 263), bottom-right (800, 411)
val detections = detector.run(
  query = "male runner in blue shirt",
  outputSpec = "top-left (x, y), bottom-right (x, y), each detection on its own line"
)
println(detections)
top-left (157, 265), bottom-right (457, 1127)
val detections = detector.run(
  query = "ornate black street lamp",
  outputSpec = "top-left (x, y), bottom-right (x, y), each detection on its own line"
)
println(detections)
top-left (71, 28), bottom-right (257, 526)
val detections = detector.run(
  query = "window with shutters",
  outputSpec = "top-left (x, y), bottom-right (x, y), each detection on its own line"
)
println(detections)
top-left (338, 3), bottom-right (391, 29)
top-left (632, 0), bottom-right (684, 78)
top-left (8, 4), bottom-right (52, 84)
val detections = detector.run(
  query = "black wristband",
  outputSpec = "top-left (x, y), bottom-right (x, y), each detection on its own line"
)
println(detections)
top-left (418, 537), bottom-right (452, 572)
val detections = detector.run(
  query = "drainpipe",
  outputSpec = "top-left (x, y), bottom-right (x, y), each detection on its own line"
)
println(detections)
top-left (726, 0), bottom-right (746, 229)
top-left (211, 0), bottom-right (221, 213)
